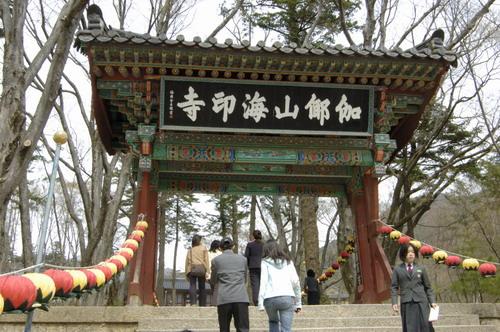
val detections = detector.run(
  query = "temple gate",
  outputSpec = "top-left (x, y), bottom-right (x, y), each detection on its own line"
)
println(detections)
top-left (76, 8), bottom-right (456, 305)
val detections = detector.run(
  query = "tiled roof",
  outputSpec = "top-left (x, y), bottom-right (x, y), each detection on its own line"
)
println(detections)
top-left (75, 5), bottom-right (456, 66)
top-left (75, 28), bottom-right (457, 65)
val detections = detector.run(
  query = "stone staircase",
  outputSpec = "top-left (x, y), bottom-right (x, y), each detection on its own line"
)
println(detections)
top-left (135, 304), bottom-right (498, 332)
top-left (0, 304), bottom-right (498, 331)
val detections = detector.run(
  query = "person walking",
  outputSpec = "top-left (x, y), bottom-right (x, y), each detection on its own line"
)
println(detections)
top-left (244, 229), bottom-right (264, 306)
top-left (304, 269), bottom-right (320, 305)
top-left (208, 239), bottom-right (222, 306)
top-left (210, 237), bottom-right (250, 332)
top-left (185, 234), bottom-right (209, 306)
top-left (391, 243), bottom-right (437, 332)
top-left (258, 240), bottom-right (302, 332)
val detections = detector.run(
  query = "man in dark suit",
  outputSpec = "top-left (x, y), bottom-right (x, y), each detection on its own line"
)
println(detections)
top-left (211, 237), bottom-right (250, 332)
top-left (391, 243), bottom-right (437, 332)
top-left (244, 229), bottom-right (264, 306)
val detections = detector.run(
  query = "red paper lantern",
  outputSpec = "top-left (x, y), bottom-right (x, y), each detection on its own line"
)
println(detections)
top-left (419, 245), bottom-right (435, 258)
top-left (87, 269), bottom-right (106, 288)
top-left (122, 239), bottom-right (139, 251)
top-left (340, 251), bottom-right (350, 259)
top-left (117, 248), bottom-right (134, 261)
top-left (99, 262), bottom-right (118, 276)
top-left (479, 263), bottom-right (496, 277)
top-left (22, 273), bottom-right (56, 304)
top-left (0, 275), bottom-right (37, 312)
top-left (43, 269), bottom-right (74, 297)
top-left (95, 265), bottom-right (113, 282)
top-left (80, 269), bottom-right (97, 290)
top-left (107, 258), bottom-right (124, 272)
top-left (325, 271), bottom-right (333, 278)
top-left (331, 262), bottom-right (340, 270)
top-left (445, 255), bottom-right (462, 268)
top-left (129, 230), bottom-right (145, 242)
top-left (398, 235), bottom-right (411, 245)
top-left (377, 225), bottom-right (393, 236)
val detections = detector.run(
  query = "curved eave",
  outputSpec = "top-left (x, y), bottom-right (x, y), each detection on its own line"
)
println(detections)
top-left (389, 63), bottom-right (449, 153)
top-left (89, 54), bottom-right (116, 154)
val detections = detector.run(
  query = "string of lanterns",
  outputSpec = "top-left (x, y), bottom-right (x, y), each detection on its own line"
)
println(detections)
top-left (318, 235), bottom-right (356, 283)
top-left (377, 223), bottom-right (498, 277)
top-left (0, 219), bottom-right (149, 315)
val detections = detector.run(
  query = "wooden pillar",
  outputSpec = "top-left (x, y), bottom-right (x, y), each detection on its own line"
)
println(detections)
top-left (127, 124), bottom-right (158, 306)
top-left (127, 172), bottom-right (158, 305)
top-left (351, 174), bottom-right (392, 303)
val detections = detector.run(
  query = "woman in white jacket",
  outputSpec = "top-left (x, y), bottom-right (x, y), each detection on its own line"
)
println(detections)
top-left (258, 240), bottom-right (302, 332)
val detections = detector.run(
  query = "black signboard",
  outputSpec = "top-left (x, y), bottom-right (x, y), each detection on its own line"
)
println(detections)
top-left (160, 77), bottom-right (373, 136)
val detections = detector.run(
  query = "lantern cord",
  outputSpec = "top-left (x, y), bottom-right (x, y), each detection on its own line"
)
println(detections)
top-left (0, 263), bottom-right (44, 276)
top-left (378, 220), bottom-right (500, 267)
top-left (43, 263), bottom-right (101, 270)
top-left (0, 261), bottom-right (105, 277)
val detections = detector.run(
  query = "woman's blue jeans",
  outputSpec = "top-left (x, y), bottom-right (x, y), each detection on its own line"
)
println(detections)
top-left (263, 296), bottom-right (294, 332)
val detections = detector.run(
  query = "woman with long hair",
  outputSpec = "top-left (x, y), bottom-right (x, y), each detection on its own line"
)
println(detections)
top-left (258, 240), bottom-right (302, 332)
top-left (184, 234), bottom-right (209, 306)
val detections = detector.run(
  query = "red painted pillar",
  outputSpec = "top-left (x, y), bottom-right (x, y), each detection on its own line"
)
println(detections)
top-left (127, 123), bottom-right (159, 305)
top-left (128, 172), bottom-right (158, 305)
top-left (352, 174), bottom-right (392, 303)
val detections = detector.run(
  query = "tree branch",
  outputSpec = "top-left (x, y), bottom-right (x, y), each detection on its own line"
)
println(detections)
top-left (302, 0), bottom-right (323, 48)
top-left (206, 0), bottom-right (244, 41)
top-left (335, 0), bottom-right (355, 46)
top-left (394, 0), bottom-right (443, 48)
top-left (447, 0), bottom-right (496, 49)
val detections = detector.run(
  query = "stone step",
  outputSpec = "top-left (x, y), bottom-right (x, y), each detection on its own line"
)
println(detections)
top-left (136, 325), bottom-right (496, 332)
top-left (135, 304), bottom-right (493, 319)
top-left (137, 315), bottom-right (480, 330)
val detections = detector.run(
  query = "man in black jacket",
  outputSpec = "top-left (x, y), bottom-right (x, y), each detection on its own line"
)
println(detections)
top-left (244, 229), bottom-right (264, 306)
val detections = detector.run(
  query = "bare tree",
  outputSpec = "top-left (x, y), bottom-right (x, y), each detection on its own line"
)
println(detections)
top-left (0, 0), bottom-right (88, 271)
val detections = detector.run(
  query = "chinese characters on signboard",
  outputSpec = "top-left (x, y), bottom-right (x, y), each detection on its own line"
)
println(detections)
top-left (160, 77), bottom-right (373, 136)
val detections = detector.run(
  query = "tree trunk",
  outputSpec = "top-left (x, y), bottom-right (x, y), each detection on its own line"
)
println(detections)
top-left (156, 203), bottom-right (166, 305)
top-left (231, 199), bottom-right (239, 253)
top-left (338, 198), bottom-right (356, 303)
top-left (171, 196), bottom-right (180, 305)
top-left (249, 195), bottom-right (256, 236)
top-left (300, 196), bottom-right (320, 275)
top-left (272, 196), bottom-right (289, 253)
top-left (19, 176), bottom-right (34, 267)
top-left (289, 196), bottom-right (299, 260)
top-left (0, 199), bottom-right (9, 272)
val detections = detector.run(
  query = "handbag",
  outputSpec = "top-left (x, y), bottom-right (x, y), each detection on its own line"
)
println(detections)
top-left (189, 249), bottom-right (206, 277)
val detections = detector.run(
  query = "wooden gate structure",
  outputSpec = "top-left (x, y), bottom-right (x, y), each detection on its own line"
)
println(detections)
top-left (75, 6), bottom-right (456, 305)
